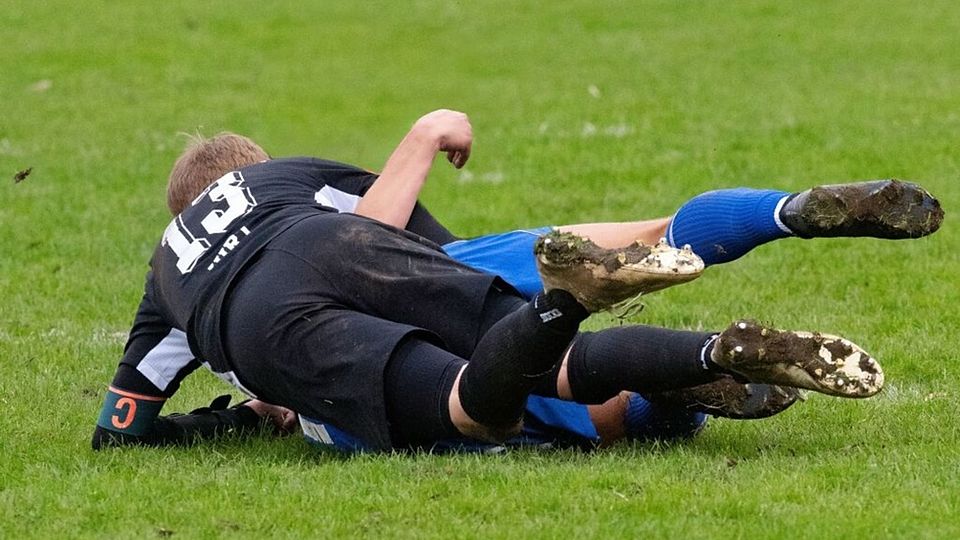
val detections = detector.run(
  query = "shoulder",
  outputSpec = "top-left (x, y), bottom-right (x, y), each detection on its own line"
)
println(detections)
top-left (241, 157), bottom-right (378, 195)
top-left (246, 157), bottom-right (369, 175)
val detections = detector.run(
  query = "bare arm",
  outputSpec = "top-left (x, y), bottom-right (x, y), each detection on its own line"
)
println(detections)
top-left (354, 109), bottom-right (472, 229)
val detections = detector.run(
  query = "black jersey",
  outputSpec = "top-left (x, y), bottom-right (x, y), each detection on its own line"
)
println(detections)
top-left (116, 157), bottom-right (455, 398)
top-left (153, 158), bottom-right (381, 373)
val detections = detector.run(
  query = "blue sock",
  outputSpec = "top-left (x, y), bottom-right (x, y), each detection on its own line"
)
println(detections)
top-left (624, 393), bottom-right (706, 441)
top-left (666, 188), bottom-right (793, 265)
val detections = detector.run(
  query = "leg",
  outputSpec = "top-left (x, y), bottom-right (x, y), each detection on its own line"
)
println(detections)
top-left (386, 352), bottom-right (706, 451)
top-left (503, 393), bottom-right (708, 449)
top-left (381, 336), bottom-right (470, 448)
top-left (384, 288), bottom-right (592, 448)
top-left (587, 392), bottom-right (707, 447)
top-left (553, 326), bottom-right (720, 404)
top-left (556, 218), bottom-right (670, 248)
top-left (561, 180), bottom-right (942, 265)
top-left (666, 180), bottom-right (942, 265)
top-left (445, 229), bottom-right (795, 421)
top-left (455, 289), bottom-right (589, 441)
top-left (542, 320), bottom-right (883, 407)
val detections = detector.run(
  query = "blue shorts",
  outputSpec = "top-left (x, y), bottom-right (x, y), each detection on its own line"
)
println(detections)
top-left (301, 227), bottom-right (706, 452)
top-left (442, 227), bottom-right (552, 300)
top-left (301, 392), bottom-right (705, 453)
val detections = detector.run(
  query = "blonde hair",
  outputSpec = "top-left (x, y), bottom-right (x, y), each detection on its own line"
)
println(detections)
top-left (167, 132), bottom-right (269, 214)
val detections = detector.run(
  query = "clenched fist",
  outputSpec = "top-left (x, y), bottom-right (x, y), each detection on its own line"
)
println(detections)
top-left (413, 109), bottom-right (473, 168)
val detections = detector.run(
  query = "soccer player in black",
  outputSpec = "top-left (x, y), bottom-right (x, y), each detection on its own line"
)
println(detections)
top-left (93, 110), bottom-right (930, 452)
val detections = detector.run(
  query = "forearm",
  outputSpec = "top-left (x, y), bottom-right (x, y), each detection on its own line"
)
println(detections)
top-left (151, 398), bottom-right (263, 445)
top-left (354, 126), bottom-right (437, 229)
top-left (355, 109), bottom-right (472, 229)
top-left (92, 393), bottom-right (263, 449)
top-left (92, 363), bottom-right (265, 449)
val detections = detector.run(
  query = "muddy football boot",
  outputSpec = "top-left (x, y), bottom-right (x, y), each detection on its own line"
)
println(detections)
top-left (712, 320), bottom-right (884, 398)
top-left (644, 375), bottom-right (802, 419)
top-left (534, 231), bottom-right (704, 312)
top-left (779, 179), bottom-right (943, 239)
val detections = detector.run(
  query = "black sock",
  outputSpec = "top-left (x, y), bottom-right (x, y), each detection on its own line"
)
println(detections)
top-left (458, 289), bottom-right (588, 427)
top-left (566, 326), bottom-right (719, 404)
top-left (530, 360), bottom-right (564, 398)
top-left (384, 337), bottom-right (465, 449)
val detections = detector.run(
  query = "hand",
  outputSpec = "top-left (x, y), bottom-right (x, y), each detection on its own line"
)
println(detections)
top-left (242, 399), bottom-right (298, 435)
top-left (413, 109), bottom-right (473, 168)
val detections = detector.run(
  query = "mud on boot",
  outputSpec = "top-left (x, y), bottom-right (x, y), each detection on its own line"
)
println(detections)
top-left (644, 374), bottom-right (802, 419)
top-left (712, 320), bottom-right (884, 398)
top-left (780, 179), bottom-right (944, 239)
top-left (534, 231), bottom-right (704, 313)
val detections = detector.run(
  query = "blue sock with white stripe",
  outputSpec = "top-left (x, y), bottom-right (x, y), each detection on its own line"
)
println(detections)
top-left (666, 188), bottom-right (793, 265)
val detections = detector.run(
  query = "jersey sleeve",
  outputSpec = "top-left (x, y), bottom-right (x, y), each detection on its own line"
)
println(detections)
top-left (404, 202), bottom-right (459, 245)
top-left (116, 278), bottom-right (200, 398)
top-left (92, 275), bottom-right (201, 448)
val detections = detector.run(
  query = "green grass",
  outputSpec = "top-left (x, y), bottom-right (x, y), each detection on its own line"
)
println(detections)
top-left (2, 0), bottom-right (959, 537)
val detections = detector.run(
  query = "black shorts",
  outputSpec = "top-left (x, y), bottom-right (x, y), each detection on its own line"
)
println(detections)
top-left (221, 213), bottom-right (520, 450)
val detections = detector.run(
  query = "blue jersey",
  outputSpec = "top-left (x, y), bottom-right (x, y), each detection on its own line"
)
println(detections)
top-left (442, 228), bottom-right (551, 299)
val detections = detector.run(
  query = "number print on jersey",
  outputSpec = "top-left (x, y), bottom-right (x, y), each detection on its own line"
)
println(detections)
top-left (162, 172), bottom-right (257, 274)
top-left (162, 217), bottom-right (211, 274)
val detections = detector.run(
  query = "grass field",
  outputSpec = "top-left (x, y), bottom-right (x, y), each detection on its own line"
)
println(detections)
top-left (2, 1), bottom-right (959, 537)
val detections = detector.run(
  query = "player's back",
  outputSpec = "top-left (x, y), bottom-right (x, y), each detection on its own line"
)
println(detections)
top-left (148, 157), bottom-right (377, 370)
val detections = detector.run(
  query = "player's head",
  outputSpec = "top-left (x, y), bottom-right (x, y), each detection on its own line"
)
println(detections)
top-left (167, 132), bottom-right (269, 215)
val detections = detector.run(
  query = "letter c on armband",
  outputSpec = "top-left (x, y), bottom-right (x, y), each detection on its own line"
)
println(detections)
top-left (111, 397), bottom-right (137, 429)
top-left (96, 386), bottom-right (165, 436)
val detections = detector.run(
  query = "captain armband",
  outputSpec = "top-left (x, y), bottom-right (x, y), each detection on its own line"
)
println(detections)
top-left (96, 386), bottom-right (166, 437)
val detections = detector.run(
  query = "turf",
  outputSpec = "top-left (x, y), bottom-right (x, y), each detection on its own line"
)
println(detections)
top-left (2, 1), bottom-right (958, 537)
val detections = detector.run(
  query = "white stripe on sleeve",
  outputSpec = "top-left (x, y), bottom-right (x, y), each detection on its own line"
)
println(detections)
top-left (314, 185), bottom-right (361, 213)
top-left (136, 328), bottom-right (194, 391)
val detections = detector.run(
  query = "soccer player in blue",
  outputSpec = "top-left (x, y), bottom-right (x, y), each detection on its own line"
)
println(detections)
top-left (92, 109), bottom-right (941, 453)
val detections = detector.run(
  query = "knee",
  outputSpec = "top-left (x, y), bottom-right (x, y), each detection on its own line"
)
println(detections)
top-left (448, 367), bottom-right (522, 443)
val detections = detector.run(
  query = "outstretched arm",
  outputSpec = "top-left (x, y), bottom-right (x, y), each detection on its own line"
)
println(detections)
top-left (92, 286), bottom-right (295, 449)
top-left (354, 109), bottom-right (472, 229)
top-left (94, 393), bottom-right (296, 449)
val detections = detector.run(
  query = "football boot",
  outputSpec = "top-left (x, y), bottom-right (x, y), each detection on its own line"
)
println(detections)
top-left (534, 231), bottom-right (704, 313)
top-left (712, 320), bottom-right (883, 398)
top-left (779, 179), bottom-right (943, 239)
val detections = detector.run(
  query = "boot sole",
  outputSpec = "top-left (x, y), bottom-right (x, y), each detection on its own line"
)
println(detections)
top-left (797, 179), bottom-right (943, 239)
top-left (534, 232), bottom-right (704, 312)
top-left (714, 320), bottom-right (884, 398)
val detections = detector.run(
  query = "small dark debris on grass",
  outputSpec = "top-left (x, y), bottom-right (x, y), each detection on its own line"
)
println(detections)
top-left (725, 457), bottom-right (738, 468)
top-left (157, 528), bottom-right (174, 537)
top-left (14, 167), bottom-right (32, 183)
top-left (218, 521), bottom-right (240, 532)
